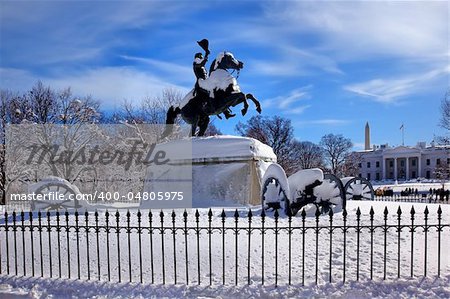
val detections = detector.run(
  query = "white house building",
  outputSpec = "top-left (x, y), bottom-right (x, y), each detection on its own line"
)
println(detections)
top-left (356, 123), bottom-right (450, 181)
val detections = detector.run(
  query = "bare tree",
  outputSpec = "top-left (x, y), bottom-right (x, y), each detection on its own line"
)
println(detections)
top-left (236, 115), bottom-right (297, 175)
top-left (0, 82), bottom-right (103, 204)
top-left (342, 152), bottom-right (363, 177)
top-left (204, 121), bottom-right (222, 136)
top-left (434, 160), bottom-right (450, 183)
top-left (320, 133), bottom-right (353, 176)
top-left (439, 89), bottom-right (450, 130)
top-left (291, 140), bottom-right (324, 170)
top-left (116, 87), bottom-right (184, 125)
top-left (0, 89), bottom-right (13, 204)
top-left (26, 81), bottom-right (60, 123)
top-left (437, 89), bottom-right (450, 144)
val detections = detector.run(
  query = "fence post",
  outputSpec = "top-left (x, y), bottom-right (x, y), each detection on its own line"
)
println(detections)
top-left (195, 209), bottom-right (200, 285)
top-left (116, 210), bottom-right (121, 283)
top-left (287, 208), bottom-right (292, 285)
top-left (397, 206), bottom-right (402, 278)
top-left (29, 210), bottom-right (34, 277)
top-left (383, 207), bottom-right (388, 280)
top-left (95, 210), bottom-right (101, 281)
top-left (65, 210), bottom-right (70, 279)
top-left (437, 206), bottom-right (442, 277)
top-left (75, 210), bottom-right (80, 280)
top-left (234, 209), bottom-right (239, 286)
top-left (315, 207), bottom-right (320, 285)
top-left (423, 206), bottom-right (429, 277)
top-left (160, 210), bottom-right (165, 285)
top-left (274, 208), bottom-right (279, 287)
top-left (149, 210), bottom-right (154, 284)
top-left (137, 210), bottom-right (142, 284)
top-left (105, 210), bottom-right (110, 282)
top-left (301, 209), bottom-right (306, 286)
top-left (85, 210), bottom-right (90, 280)
top-left (46, 210), bottom-right (52, 278)
top-left (356, 207), bottom-right (361, 281)
top-left (410, 206), bottom-right (415, 277)
top-left (329, 208), bottom-right (334, 283)
top-left (13, 211), bottom-right (17, 276)
top-left (261, 208), bottom-right (266, 286)
top-left (221, 209), bottom-right (226, 285)
top-left (370, 207), bottom-right (374, 280)
top-left (208, 209), bottom-right (212, 286)
top-left (247, 209), bottom-right (252, 285)
top-left (20, 211), bottom-right (25, 277)
top-left (183, 210), bottom-right (189, 285)
top-left (5, 211), bottom-right (9, 275)
top-left (126, 210), bottom-right (131, 283)
top-left (341, 208), bottom-right (347, 283)
top-left (172, 210), bottom-right (177, 285)
top-left (56, 210), bottom-right (61, 278)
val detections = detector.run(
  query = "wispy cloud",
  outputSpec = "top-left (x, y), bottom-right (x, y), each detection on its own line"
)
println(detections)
top-left (0, 1), bottom-right (195, 67)
top-left (344, 66), bottom-right (450, 104)
top-left (281, 46), bottom-right (344, 75)
top-left (284, 105), bottom-right (312, 115)
top-left (262, 1), bottom-right (448, 61)
top-left (120, 55), bottom-right (192, 84)
top-left (296, 119), bottom-right (351, 127)
top-left (263, 86), bottom-right (312, 115)
top-left (0, 67), bottom-right (189, 107)
top-left (247, 46), bottom-right (344, 77)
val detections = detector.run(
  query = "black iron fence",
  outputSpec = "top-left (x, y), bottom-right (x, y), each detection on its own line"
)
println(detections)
top-left (0, 206), bottom-right (448, 286)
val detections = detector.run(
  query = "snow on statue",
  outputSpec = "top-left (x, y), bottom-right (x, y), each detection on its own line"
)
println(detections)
top-left (162, 39), bottom-right (262, 137)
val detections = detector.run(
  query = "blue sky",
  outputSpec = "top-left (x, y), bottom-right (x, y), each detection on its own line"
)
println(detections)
top-left (0, 0), bottom-right (448, 149)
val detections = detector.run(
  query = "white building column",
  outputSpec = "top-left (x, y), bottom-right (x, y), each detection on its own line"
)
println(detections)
top-left (382, 158), bottom-right (386, 180)
top-left (394, 158), bottom-right (398, 180)
top-left (418, 156), bottom-right (422, 178)
top-left (406, 157), bottom-right (409, 180)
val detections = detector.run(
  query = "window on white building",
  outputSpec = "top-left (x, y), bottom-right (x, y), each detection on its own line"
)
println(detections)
top-left (426, 159), bottom-right (430, 165)
top-left (437, 158), bottom-right (441, 165)
top-left (367, 162), bottom-right (371, 168)
top-left (376, 161), bottom-right (380, 168)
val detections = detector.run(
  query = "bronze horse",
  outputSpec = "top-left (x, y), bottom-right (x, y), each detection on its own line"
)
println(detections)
top-left (164, 51), bottom-right (261, 136)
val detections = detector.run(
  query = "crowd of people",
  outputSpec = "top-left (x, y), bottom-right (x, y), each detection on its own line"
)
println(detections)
top-left (429, 188), bottom-right (450, 201)
top-left (375, 186), bottom-right (450, 202)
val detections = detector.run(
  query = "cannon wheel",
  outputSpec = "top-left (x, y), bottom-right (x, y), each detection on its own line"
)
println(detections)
top-left (261, 177), bottom-right (291, 215)
top-left (323, 173), bottom-right (347, 211)
top-left (31, 182), bottom-right (81, 211)
top-left (344, 177), bottom-right (374, 201)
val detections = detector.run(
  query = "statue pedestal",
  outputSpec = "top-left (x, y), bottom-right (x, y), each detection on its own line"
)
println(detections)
top-left (143, 135), bottom-right (276, 207)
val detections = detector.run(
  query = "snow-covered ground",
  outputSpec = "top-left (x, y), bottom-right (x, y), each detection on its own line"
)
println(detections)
top-left (0, 275), bottom-right (449, 298)
top-left (0, 200), bottom-right (449, 298)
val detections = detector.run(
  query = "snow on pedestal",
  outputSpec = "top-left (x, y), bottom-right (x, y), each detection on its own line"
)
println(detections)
top-left (143, 135), bottom-right (276, 207)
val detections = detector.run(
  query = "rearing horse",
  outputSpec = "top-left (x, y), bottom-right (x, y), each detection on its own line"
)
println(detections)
top-left (164, 51), bottom-right (261, 136)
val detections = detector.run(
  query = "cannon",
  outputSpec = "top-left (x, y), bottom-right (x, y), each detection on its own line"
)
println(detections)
top-left (261, 166), bottom-right (374, 216)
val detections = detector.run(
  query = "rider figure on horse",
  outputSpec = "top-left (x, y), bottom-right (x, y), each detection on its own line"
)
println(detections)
top-left (193, 39), bottom-right (235, 119)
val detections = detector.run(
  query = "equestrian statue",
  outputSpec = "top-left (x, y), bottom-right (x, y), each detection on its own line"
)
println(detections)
top-left (163, 39), bottom-right (262, 137)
